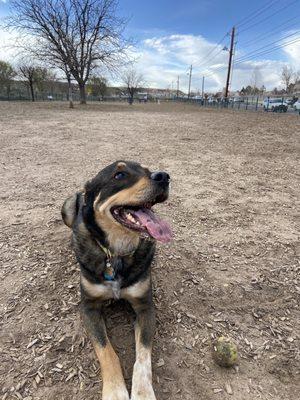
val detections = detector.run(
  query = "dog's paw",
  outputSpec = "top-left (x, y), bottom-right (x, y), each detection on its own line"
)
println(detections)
top-left (131, 365), bottom-right (156, 400)
top-left (102, 386), bottom-right (130, 400)
top-left (131, 380), bottom-right (156, 400)
top-left (131, 384), bottom-right (156, 400)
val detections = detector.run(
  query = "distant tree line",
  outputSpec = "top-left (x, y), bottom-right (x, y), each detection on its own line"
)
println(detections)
top-left (239, 85), bottom-right (266, 96)
top-left (0, 60), bottom-right (16, 99)
top-left (0, 59), bottom-right (110, 103)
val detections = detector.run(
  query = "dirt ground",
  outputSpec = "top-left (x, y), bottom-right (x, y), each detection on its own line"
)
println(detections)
top-left (0, 101), bottom-right (299, 400)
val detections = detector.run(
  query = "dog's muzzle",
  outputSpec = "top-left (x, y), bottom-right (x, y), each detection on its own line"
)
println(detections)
top-left (150, 171), bottom-right (170, 188)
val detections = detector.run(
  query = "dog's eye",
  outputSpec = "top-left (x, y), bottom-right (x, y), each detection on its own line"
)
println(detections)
top-left (114, 171), bottom-right (126, 180)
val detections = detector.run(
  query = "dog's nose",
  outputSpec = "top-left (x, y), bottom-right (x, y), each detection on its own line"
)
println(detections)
top-left (150, 171), bottom-right (170, 183)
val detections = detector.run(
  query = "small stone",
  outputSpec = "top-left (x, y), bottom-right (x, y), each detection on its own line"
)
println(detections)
top-left (225, 382), bottom-right (233, 395)
top-left (27, 339), bottom-right (38, 349)
top-left (213, 388), bottom-right (223, 393)
top-left (156, 358), bottom-right (165, 367)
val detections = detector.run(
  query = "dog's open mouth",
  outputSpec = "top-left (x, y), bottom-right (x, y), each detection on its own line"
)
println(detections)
top-left (111, 204), bottom-right (172, 243)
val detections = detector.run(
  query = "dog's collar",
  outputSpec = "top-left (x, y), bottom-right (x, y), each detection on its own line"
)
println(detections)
top-left (95, 239), bottom-right (135, 281)
top-left (95, 239), bottom-right (135, 258)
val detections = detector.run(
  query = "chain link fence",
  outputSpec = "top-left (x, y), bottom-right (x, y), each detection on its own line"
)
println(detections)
top-left (175, 95), bottom-right (300, 115)
top-left (1, 88), bottom-right (300, 115)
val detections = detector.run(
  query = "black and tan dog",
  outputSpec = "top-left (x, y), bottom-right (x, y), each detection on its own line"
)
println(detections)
top-left (62, 160), bottom-right (172, 400)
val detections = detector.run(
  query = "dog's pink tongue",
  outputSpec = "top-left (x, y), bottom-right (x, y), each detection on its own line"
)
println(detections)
top-left (133, 208), bottom-right (172, 243)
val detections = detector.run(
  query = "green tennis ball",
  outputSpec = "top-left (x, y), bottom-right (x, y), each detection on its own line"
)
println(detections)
top-left (212, 336), bottom-right (238, 367)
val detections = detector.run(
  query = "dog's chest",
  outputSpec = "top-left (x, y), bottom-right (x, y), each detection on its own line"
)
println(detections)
top-left (81, 275), bottom-right (150, 301)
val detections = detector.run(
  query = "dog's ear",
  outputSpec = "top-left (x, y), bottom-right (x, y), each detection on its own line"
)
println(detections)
top-left (61, 192), bottom-right (82, 228)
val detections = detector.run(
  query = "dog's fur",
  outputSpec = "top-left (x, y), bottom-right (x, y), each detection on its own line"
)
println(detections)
top-left (61, 161), bottom-right (170, 400)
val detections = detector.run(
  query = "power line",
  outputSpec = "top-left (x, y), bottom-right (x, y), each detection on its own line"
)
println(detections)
top-left (198, 64), bottom-right (228, 80)
top-left (235, 0), bottom-right (281, 28)
top-left (190, 0), bottom-right (300, 88)
top-left (193, 2), bottom-right (291, 84)
top-left (200, 25), bottom-right (298, 77)
top-left (234, 36), bottom-right (300, 65)
top-left (238, 0), bottom-right (299, 34)
top-left (194, 31), bottom-right (229, 69)
top-left (195, 47), bottom-right (225, 70)
top-left (240, 14), bottom-right (300, 48)
top-left (196, 34), bottom-right (300, 81)
top-left (235, 30), bottom-right (300, 63)
top-left (188, 33), bottom-right (229, 92)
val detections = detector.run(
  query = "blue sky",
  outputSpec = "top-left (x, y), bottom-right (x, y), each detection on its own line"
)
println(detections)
top-left (119, 0), bottom-right (264, 42)
top-left (1, 0), bottom-right (300, 92)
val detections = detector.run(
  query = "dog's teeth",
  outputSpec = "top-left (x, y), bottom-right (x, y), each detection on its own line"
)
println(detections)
top-left (126, 213), bottom-right (136, 223)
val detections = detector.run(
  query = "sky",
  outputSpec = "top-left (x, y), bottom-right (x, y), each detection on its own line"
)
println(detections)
top-left (0, 0), bottom-right (300, 92)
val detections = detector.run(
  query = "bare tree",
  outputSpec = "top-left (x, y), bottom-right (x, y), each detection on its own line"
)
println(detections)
top-left (0, 60), bottom-right (16, 99)
top-left (122, 69), bottom-right (144, 104)
top-left (294, 70), bottom-right (300, 83)
top-left (7, 0), bottom-right (129, 104)
top-left (19, 63), bottom-right (51, 101)
top-left (19, 64), bottom-right (37, 101)
top-left (250, 66), bottom-right (263, 93)
top-left (281, 66), bottom-right (294, 93)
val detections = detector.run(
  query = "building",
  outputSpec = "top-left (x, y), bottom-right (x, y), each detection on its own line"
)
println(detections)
top-left (293, 81), bottom-right (300, 96)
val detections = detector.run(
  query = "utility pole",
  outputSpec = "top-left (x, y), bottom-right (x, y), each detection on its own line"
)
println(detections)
top-left (177, 75), bottom-right (180, 98)
top-left (188, 64), bottom-right (192, 99)
top-left (225, 26), bottom-right (235, 100)
top-left (201, 76), bottom-right (205, 100)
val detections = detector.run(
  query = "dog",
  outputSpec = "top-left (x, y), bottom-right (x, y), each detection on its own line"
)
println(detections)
top-left (61, 160), bottom-right (172, 400)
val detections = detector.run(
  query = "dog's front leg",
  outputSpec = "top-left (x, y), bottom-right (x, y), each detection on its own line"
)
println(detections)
top-left (129, 295), bottom-right (156, 400)
top-left (81, 299), bottom-right (129, 400)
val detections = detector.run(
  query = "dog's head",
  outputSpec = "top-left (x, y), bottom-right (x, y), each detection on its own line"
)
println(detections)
top-left (76, 161), bottom-right (172, 245)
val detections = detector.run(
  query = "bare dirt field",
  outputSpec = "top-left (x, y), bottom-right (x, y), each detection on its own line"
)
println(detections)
top-left (0, 101), bottom-right (299, 400)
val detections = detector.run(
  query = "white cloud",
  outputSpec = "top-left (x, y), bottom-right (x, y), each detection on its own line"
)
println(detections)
top-left (282, 31), bottom-right (300, 70)
top-left (0, 27), bottom-right (298, 92)
top-left (132, 34), bottom-right (293, 92)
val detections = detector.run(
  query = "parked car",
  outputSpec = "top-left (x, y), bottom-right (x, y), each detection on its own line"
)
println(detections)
top-left (229, 96), bottom-right (244, 103)
top-left (207, 97), bottom-right (216, 104)
top-left (285, 98), bottom-right (294, 105)
top-left (192, 95), bottom-right (202, 100)
top-left (293, 99), bottom-right (300, 111)
top-left (263, 98), bottom-right (288, 112)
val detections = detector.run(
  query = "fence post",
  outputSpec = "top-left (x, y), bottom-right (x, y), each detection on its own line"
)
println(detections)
top-left (246, 97), bottom-right (248, 110)
top-left (255, 96), bottom-right (259, 111)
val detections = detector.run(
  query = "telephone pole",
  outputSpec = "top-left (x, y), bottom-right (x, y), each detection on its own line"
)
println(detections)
top-left (225, 26), bottom-right (235, 100)
top-left (176, 75), bottom-right (180, 98)
top-left (201, 76), bottom-right (205, 100)
top-left (187, 64), bottom-right (192, 99)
